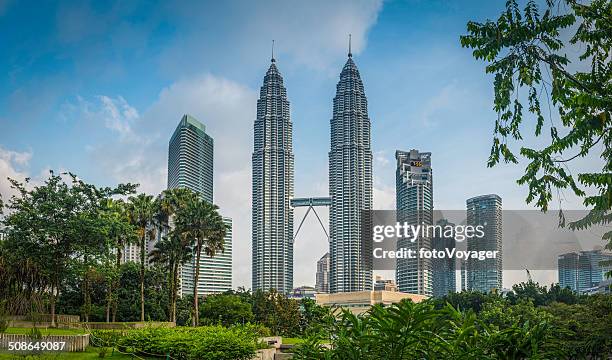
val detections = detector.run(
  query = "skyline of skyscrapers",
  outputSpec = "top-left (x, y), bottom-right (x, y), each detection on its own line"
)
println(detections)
top-left (251, 55), bottom-right (295, 294)
top-left (466, 194), bottom-right (502, 292)
top-left (558, 248), bottom-right (612, 293)
top-left (328, 47), bottom-right (373, 293)
top-left (395, 149), bottom-right (433, 296)
top-left (167, 114), bottom-right (233, 296)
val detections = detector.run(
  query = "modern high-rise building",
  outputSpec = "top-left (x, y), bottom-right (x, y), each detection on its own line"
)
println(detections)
top-left (180, 217), bottom-right (233, 296)
top-left (558, 248), bottom-right (612, 293)
top-left (558, 252), bottom-right (579, 291)
top-left (432, 218), bottom-right (456, 297)
top-left (395, 149), bottom-right (433, 296)
top-left (466, 194), bottom-right (502, 292)
top-left (328, 47), bottom-right (373, 293)
top-left (315, 252), bottom-right (330, 293)
top-left (252, 54), bottom-right (294, 294)
top-left (168, 114), bottom-right (213, 203)
top-left (167, 114), bottom-right (232, 296)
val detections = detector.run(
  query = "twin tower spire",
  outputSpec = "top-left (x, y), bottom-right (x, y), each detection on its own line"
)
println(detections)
top-left (252, 36), bottom-right (372, 294)
top-left (270, 35), bottom-right (353, 63)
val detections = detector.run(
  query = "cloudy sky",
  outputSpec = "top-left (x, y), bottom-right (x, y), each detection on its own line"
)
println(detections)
top-left (0, 0), bottom-right (602, 289)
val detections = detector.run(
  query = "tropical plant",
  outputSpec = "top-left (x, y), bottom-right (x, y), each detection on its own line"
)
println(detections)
top-left (1, 171), bottom-right (135, 326)
top-left (101, 198), bottom-right (137, 322)
top-left (150, 188), bottom-right (198, 323)
top-left (174, 197), bottom-right (226, 327)
top-left (126, 193), bottom-right (158, 322)
top-left (460, 0), bottom-right (612, 251)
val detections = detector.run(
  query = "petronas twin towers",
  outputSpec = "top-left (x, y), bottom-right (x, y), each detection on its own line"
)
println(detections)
top-left (252, 44), bottom-right (372, 294)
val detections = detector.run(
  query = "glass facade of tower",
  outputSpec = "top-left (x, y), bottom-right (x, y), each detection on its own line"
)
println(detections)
top-left (432, 218), bottom-right (456, 297)
top-left (180, 217), bottom-right (233, 296)
top-left (252, 58), bottom-right (294, 294)
top-left (315, 252), bottom-right (330, 293)
top-left (168, 114), bottom-right (213, 203)
top-left (329, 54), bottom-right (373, 293)
top-left (395, 149), bottom-right (433, 296)
top-left (167, 114), bottom-right (232, 296)
top-left (466, 194), bottom-right (502, 292)
top-left (558, 249), bottom-right (612, 293)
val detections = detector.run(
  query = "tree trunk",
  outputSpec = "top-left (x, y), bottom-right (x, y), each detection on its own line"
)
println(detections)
top-left (50, 284), bottom-right (57, 328)
top-left (172, 262), bottom-right (179, 323)
top-left (168, 262), bottom-right (174, 322)
top-left (106, 293), bottom-right (111, 323)
top-left (140, 234), bottom-right (145, 322)
top-left (113, 245), bottom-right (122, 323)
top-left (192, 241), bottom-right (201, 327)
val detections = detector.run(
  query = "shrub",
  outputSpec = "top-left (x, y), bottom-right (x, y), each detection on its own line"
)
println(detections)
top-left (115, 326), bottom-right (257, 360)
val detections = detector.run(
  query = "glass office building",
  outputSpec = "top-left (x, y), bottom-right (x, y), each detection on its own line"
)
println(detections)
top-left (395, 149), bottom-right (433, 296)
top-left (466, 194), bottom-right (502, 292)
top-left (167, 114), bottom-right (232, 296)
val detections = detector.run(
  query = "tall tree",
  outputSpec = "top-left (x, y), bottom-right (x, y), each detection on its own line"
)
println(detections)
top-left (1, 171), bottom-right (135, 326)
top-left (101, 198), bottom-right (137, 322)
top-left (150, 188), bottom-right (198, 322)
top-left (127, 193), bottom-right (158, 322)
top-left (461, 0), bottom-right (611, 250)
top-left (174, 197), bottom-right (226, 326)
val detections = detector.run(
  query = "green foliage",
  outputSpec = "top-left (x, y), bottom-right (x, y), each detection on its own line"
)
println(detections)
top-left (294, 299), bottom-right (566, 359)
top-left (114, 326), bottom-right (256, 360)
top-left (27, 326), bottom-right (42, 341)
top-left (461, 0), bottom-right (612, 247)
top-left (252, 289), bottom-right (302, 337)
top-left (506, 280), bottom-right (580, 306)
top-left (430, 290), bottom-right (503, 312)
top-left (200, 294), bottom-right (254, 326)
top-left (173, 196), bottom-right (227, 326)
top-left (543, 294), bottom-right (612, 357)
top-left (0, 171), bottom-right (136, 322)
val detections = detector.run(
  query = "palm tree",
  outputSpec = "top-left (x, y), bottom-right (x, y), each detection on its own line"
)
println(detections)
top-left (151, 188), bottom-right (198, 323)
top-left (150, 230), bottom-right (193, 322)
top-left (102, 198), bottom-right (137, 322)
top-left (126, 193), bottom-right (157, 322)
top-left (175, 197), bottom-right (226, 327)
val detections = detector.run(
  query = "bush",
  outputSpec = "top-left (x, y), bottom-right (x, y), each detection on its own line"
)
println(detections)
top-left (113, 326), bottom-right (257, 360)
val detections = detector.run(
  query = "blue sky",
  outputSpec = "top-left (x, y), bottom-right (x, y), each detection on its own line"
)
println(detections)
top-left (0, 0), bottom-right (599, 288)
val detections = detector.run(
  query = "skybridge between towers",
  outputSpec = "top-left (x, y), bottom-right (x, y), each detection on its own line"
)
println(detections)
top-left (290, 197), bottom-right (331, 243)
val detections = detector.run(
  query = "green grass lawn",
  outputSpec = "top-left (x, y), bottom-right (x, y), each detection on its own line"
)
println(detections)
top-left (0, 347), bottom-right (147, 359)
top-left (3, 328), bottom-right (86, 336)
top-left (282, 337), bottom-right (304, 345)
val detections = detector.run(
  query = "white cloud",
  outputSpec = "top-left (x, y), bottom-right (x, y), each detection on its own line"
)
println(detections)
top-left (244, 0), bottom-right (383, 71)
top-left (159, 0), bottom-right (383, 75)
top-left (72, 73), bottom-right (256, 287)
top-left (63, 95), bottom-right (142, 142)
top-left (0, 146), bottom-right (32, 201)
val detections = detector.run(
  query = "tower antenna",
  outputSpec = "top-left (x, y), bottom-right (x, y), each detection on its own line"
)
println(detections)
top-left (271, 40), bottom-right (275, 62)
top-left (348, 34), bottom-right (352, 57)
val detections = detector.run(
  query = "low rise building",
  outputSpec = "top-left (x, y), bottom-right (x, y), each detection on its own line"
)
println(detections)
top-left (315, 290), bottom-right (428, 315)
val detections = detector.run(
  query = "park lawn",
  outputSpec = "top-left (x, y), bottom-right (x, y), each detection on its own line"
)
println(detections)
top-left (0, 347), bottom-right (146, 359)
top-left (282, 337), bottom-right (304, 345)
top-left (3, 328), bottom-right (86, 336)
top-left (282, 337), bottom-right (330, 345)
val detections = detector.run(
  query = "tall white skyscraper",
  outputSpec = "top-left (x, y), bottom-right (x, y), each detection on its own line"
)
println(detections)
top-left (395, 149), bottom-right (433, 296)
top-left (252, 54), bottom-right (294, 293)
top-left (167, 114), bottom-right (233, 296)
top-left (329, 46), bottom-right (373, 293)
